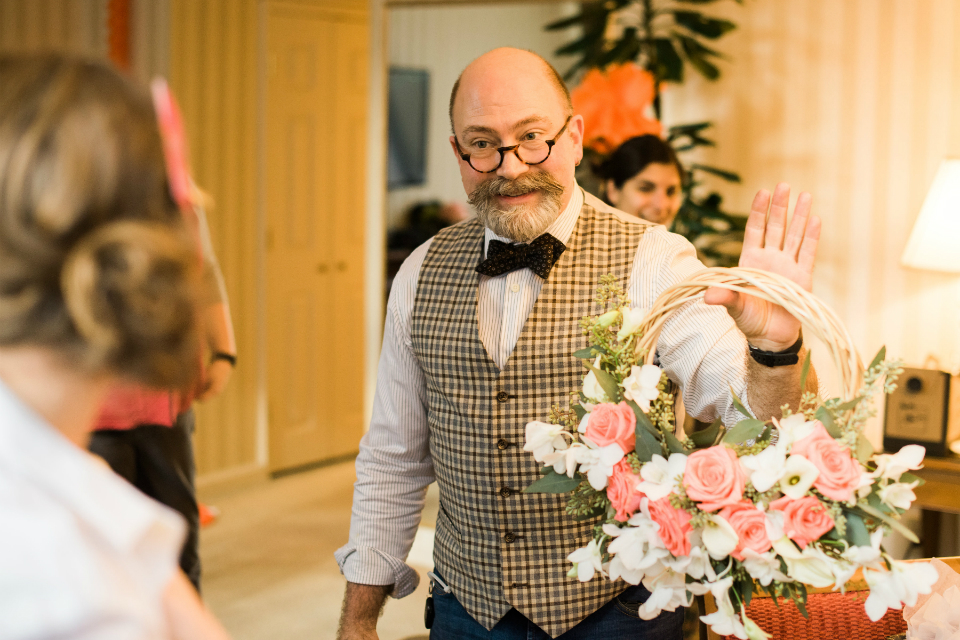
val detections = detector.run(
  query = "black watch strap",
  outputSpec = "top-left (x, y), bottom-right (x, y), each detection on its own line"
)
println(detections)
top-left (748, 333), bottom-right (803, 367)
top-left (211, 351), bottom-right (237, 367)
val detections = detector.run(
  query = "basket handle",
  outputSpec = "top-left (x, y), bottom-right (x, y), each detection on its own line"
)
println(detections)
top-left (632, 267), bottom-right (864, 402)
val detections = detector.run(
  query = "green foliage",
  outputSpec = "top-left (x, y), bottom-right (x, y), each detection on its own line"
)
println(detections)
top-left (549, 1), bottom-right (748, 265)
top-left (524, 467), bottom-right (583, 494)
top-left (722, 418), bottom-right (766, 444)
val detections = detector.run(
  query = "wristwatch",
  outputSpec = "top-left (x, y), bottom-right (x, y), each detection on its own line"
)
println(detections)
top-left (211, 351), bottom-right (237, 367)
top-left (748, 333), bottom-right (802, 367)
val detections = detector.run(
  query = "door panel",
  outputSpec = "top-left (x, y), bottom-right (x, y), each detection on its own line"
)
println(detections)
top-left (264, 0), bottom-right (368, 472)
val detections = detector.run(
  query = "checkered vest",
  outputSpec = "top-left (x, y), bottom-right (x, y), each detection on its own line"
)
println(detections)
top-left (410, 201), bottom-right (647, 636)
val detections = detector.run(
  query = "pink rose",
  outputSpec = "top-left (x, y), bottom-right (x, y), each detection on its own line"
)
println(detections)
top-left (790, 422), bottom-right (862, 502)
top-left (683, 446), bottom-right (746, 512)
top-left (648, 497), bottom-right (693, 557)
top-left (718, 500), bottom-right (771, 560)
top-left (769, 495), bottom-right (835, 548)
top-left (585, 402), bottom-right (636, 454)
top-left (607, 459), bottom-right (644, 522)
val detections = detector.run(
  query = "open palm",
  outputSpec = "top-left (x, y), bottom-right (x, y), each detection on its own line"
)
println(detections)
top-left (704, 183), bottom-right (821, 351)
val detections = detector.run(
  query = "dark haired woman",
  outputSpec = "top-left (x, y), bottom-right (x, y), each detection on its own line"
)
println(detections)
top-left (597, 134), bottom-right (685, 227)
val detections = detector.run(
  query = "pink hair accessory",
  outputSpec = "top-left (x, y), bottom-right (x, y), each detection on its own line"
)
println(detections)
top-left (150, 78), bottom-right (194, 209)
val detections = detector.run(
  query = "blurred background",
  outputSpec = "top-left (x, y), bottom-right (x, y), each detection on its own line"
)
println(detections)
top-left (3, 0), bottom-right (960, 638)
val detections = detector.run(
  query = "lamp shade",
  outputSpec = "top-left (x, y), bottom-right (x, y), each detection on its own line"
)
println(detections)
top-left (902, 159), bottom-right (960, 273)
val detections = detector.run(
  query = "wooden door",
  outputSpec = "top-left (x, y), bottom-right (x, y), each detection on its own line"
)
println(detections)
top-left (264, 0), bottom-right (368, 472)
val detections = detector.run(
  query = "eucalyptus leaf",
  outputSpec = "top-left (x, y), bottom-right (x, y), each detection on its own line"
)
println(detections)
top-left (815, 406), bottom-right (841, 438)
top-left (729, 386), bottom-right (753, 418)
top-left (636, 424), bottom-right (661, 463)
top-left (855, 504), bottom-right (919, 544)
top-left (573, 404), bottom-right (586, 421)
top-left (899, 472), bottom-right (925, 487)
top-left (523, 468), bottom-right (583, 494)
top-left (799, 350), bottom-right (812, 393)
top-left (573, 346), bottom-right (606, 359)
top-left (664, 429), bottom-right (688, 454)
top-left (869, 346), bottom-right (887, 370)
top-left (584, 361), bottom-right (622, 403)
top-left (843, 511), bottom-right (871, 547)
top-left (837, 396), bottom-right (865, 412)
top-left (722, 418), bottom-right (766, 444)
top-left (690, 417), bottom-right (722, 448)
top-left (737, 577), bottom-right (753, 608)
top-left (758, 425), bottom-right (773, 443)
top-left (628, 399), bottom-right (660, 436)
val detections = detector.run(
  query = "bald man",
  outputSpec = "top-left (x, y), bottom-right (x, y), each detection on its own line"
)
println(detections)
top-left (336, 48), bottom-right (820, 639)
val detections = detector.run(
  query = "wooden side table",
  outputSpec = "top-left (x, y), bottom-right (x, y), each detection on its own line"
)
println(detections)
top-left (913, 455), bottom-right (960, 557)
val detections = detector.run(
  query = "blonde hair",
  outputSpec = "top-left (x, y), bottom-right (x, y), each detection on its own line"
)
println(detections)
top-left (0, 54), bottom-right (200, 387)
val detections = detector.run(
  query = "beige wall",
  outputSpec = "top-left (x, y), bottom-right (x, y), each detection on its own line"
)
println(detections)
top-left (653, 0), bottom-right (960, 444)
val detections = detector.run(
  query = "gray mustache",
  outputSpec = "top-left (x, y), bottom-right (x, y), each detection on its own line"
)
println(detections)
top-left (468, 173), bottom-right (564, 204)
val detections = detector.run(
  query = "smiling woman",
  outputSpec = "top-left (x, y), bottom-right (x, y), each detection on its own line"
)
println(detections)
top-left (596, 135), bottom-right (685, 227)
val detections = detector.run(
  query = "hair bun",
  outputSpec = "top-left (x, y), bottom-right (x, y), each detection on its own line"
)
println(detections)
top-left (61, 220), bottom-right (200, 387)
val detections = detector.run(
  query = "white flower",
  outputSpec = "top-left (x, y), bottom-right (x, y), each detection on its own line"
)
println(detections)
top-left (742, 612), bottom-right (772, 640)
top-left (879, 480), bottom-right (919, 511)
top-left (701, 514), bottom-right (740, 560)
top-left (575, 443), bottom-right (624, 490)
top-left (871, 444), bottom-right (925, 481)
top-left (636, 453), bottom-right (687, 501)
top-left (582, 356), bottom-right (609, 403)
top-left (739, 444), bottom-right (787, 492)
top-left (772, 413), bottom-right (817, 449)
top-left (854, 468), bottom-right (875, 501)
top-left (523, 421), bottom-right (568, 462)
top-left (542, 442), bottom-right (586, 478)
top-left (864, 560), bottom-right (938, 621)
top-left (617, 306), bottom-right (647, 341)
top-left (622, 364), bottom-right (663, 411)
top-left (842, 529), bottom-right (885, 570)
top-left (638, 570), bottom-right (692, 619)
top-left (764, 509), bottom-right (785, 542)
top-left (567, 539), bottom-right (605, 582)
top-left (773, 538), bottom-right (834, 588)
top-left (695, 577), bottom-right (748, 640)
top-left (607, 506), bottom-right (670, 574)
top-left (779, 454), bottom-right (820, 499)
top-left (741, 549), bottom-right (792, 587)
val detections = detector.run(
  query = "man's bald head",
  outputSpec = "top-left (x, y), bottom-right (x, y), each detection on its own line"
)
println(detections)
top-left (448, 48), bottom-right (572, 133)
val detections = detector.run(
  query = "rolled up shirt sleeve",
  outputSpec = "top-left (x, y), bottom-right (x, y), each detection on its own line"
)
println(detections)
top-left (334, 241), bottom-right (435, 599)
top-left (628, 227), bottom-right (751, 426)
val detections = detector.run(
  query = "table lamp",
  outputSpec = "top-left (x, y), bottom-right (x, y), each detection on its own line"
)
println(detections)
top-left (892, 159), bottom-right (960, 456)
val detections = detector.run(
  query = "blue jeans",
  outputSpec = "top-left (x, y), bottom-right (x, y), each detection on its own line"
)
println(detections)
top-left (429, 581), bottom-right (684, 640)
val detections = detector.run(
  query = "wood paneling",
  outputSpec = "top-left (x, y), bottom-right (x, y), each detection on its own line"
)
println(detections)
top-left (0, 0), bottom-right (107, 55)
top-left (169, 0), bottom-right (261, 479)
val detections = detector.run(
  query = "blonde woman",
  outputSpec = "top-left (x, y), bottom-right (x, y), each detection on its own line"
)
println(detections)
top-left (0, 54), bottom-right (230, 640)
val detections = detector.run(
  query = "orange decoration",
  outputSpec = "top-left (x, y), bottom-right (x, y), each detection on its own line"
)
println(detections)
top-left (571, 63), bottom-right (662, 154)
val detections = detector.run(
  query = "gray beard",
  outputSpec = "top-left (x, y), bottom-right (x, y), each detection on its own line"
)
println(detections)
top-left (468, 173), bottom-right (565, 243)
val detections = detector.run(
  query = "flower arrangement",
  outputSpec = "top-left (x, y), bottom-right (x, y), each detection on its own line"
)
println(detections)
top-left (523, 271), bottom-right (937, 639)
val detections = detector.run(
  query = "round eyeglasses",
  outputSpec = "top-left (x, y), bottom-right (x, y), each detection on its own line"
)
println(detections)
top-left (454, 116), bottom-right (572, 173)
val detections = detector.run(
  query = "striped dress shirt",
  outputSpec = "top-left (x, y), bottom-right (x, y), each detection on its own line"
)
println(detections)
top-left (335, 187), bottom-right (751, 596)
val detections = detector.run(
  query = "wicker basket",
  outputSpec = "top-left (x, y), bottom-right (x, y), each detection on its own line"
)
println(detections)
top-left (634, 267), bottom-right (908, 639)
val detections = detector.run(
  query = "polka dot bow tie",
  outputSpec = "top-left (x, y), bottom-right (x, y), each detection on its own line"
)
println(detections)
top-left (475, 233), bottom-right (566, 280)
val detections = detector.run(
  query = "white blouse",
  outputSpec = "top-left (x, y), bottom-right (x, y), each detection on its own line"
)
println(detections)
top-left (0, 379), bottom-right (186, 640)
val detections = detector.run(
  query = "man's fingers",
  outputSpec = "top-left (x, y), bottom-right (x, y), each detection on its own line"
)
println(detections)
top-left (797, 214), bottom-right (822, 277)
top-left (763, 183), bottom-right (791, 250)
top-left (742, 189), bottom-right (771, 252)
top-left (782, 191), bottom-right (813, 259)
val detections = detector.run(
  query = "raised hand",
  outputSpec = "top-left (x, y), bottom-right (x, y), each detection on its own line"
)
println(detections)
top-left (704, 183), bottom-right (821, 351)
